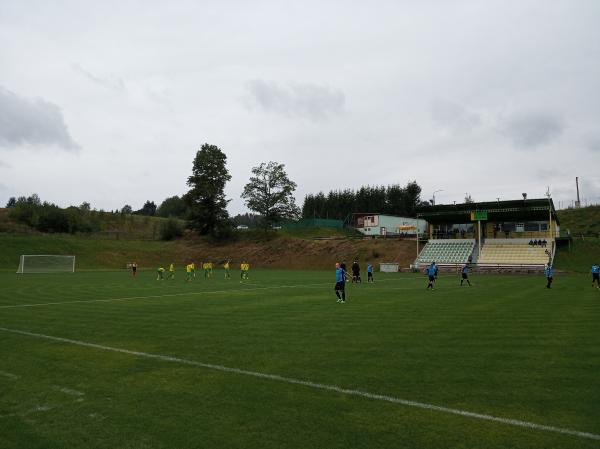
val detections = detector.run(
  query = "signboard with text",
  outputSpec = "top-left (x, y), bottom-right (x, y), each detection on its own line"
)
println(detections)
top-left (470, 211), bottom-right (488, 221)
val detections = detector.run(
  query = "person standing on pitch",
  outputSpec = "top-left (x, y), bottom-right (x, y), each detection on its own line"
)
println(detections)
top-left (591, 263), bottom-right (600, 289)
top-left (224, 259), bottom-right (231, 279)
top-left (545, 264), bottom-right (554, 289)
top-left (351, 260), bottom-right (361, 283)
top-left (426, 262), bottom-right (437, 290)
top-left (168, 262), bottom-right (175, 280)
top-left (367, 262), bottom-right (374, 282)
top-left (460, 263), bottom-right (471, 286)
top-left (131, 262), bottom-right (137, 277)
top-left (156, 267), bottom-right (165, 281)
top-left (335, 262), bottom-right (346, 303)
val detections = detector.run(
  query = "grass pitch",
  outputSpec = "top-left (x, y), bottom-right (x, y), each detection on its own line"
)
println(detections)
top-left (0, 269), bottom-right (599, 449)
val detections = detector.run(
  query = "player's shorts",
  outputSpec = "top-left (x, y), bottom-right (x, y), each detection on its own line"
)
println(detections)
top-left (368, 272), bottom-right (373, 278)
top-left (461, 273), bottom-right (468, 279)
top-left (547, 276), bottom-right (553, 281)
top-left (593, 273), bottom-right (599, 281)
top-left (335, 281), bottom-right (345, 291)
top-left (428, 275), bottom-right (435, 282)
top-left (132, 266), bottom-right (137, 272)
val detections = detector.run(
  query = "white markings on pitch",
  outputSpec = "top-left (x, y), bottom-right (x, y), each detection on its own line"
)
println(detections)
top-left (0, 326), bottom-right (598, 442)
top-left (0, 277), bottom-right (422, 309)
top-left (52, 386), bottom-right (85, 397)
top-left (0, 370), bottom-right (19, 380)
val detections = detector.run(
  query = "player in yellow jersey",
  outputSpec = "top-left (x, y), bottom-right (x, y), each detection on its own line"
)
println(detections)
top-left (208, 261), bottom-right (213, 277)
top-left (191, 262), bottom-right (196, 278)
top-left (223, 260), bottom-right (231, 279)
top-left (168, 263), bottom-right (175, 280)
top-left (203, 262), bottom-right (209, 278)
top-left (186, 263), bottom-right (192, 282)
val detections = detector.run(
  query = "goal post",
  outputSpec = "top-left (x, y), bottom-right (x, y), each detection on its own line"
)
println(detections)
top-left (16, 255), bottom-right (76, 274)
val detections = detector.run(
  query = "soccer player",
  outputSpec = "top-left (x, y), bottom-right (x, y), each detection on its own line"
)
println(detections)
top-left (591, 263), bottom-right (600, 288)
top-left (131, 262), bottom-right (137, 277)
top-left (243, 262), bottom-right (250, 280)
top-left (367, 262), bottom-right (374, 282)
top-left (334, 262), bottom-right (346, 303)
top-left (460, 263), bottom-right (471, 286)
top-left (208, 261), bottom-right (213, 278)
top-left (224, 260), bottom-right (231, 279)
top-left (186, 263), bottom-right (192, 282)
top-left (240, 261), bottom-right (245, 281)
top-left (545, 264), bottom-right (554, 289)
top-left (191, 262), bottom-right (196, 278)
top-left (204, 262), bottom-right (210, 279)
top-left (426, 262), bottom-right (437, 290)
top-left (156, 267), bottom-right (165, 280)
top-left (351, 260), bottom-right (361, 283)
top-left (168, 263), bottom-right (175, 280)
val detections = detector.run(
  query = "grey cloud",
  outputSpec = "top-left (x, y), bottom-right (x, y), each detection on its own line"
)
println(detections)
top-left (501, 113), bottom-right (564, 148)
top-left (584, 135), bottom-right (600, 152)
top-left (73, 64), bottom-right (125, 92)
top-left (430, 98), bottom-right (481, 130)
top-left (0, 87), bottom-right (79, 150)
top-left (244, 80), bottom-right (345, 120)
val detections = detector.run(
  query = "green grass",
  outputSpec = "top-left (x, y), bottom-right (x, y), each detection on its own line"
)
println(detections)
top-left (557, 205), bottom-right (600, 236)
top-left (553, 237), bottom-right (600, 273)
top-left (1, 270), bottom-right (599, 449)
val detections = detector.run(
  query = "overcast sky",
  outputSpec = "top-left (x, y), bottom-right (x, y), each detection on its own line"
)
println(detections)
top-left (1, 0), bottom-right (599, 214)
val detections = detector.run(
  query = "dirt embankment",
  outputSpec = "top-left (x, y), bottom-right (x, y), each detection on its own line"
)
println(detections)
top-left (172, 237), bottom-right (418, 270)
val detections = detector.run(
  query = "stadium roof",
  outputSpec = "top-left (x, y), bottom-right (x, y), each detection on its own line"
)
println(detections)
top-left (416, 198), bottom-right (559, 225)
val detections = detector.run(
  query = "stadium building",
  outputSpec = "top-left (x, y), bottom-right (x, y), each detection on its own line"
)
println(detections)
top-left (415, 198), bottom-right (559, 270)
top-left (353, 213), bottom-right (427, 237)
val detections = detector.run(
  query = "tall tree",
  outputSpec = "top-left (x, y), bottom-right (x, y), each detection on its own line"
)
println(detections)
top-left (241, 161), bottom-right (300, 229)
top-left (186, 143), bottom-right (232, 238)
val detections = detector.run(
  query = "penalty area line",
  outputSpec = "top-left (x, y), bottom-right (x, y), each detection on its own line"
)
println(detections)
top-left (0, 326), bottom-right (598, 442)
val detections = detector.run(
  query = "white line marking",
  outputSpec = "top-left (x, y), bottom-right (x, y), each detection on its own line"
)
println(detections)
top-left (0, 370), bottom-right (19, 380)
top-left (53, 386), bottom-right (84, 397)
top-left (0, 277), bottom-right (417, 309)
top-left (1, 326), bottom-right (598, 441)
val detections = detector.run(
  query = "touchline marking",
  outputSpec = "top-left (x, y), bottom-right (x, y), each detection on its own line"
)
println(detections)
top-left (0, 327), bottom-right (598, 442)
top-left (0, 277), bottom-right (419, 309)
top-left (0, 370), bottom-right (19, 380)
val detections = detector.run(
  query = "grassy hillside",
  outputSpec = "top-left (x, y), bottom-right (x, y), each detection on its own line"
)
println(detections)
top-left (557, 205), bottom-right (600, 236)
top-left (553, 237), bottom-right (600, 272)
top-left (0, 208), bottom-right (182, 240)
top-left (0, 233), bottom-right (417, 272)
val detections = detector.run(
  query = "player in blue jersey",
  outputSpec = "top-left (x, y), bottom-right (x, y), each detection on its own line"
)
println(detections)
top-left (426, 262), bottom-right (437, 290)
top-left (545, 264), bottom-right (554, 289)
top-left (367, 262), bottom-right (374, 282)
top-left (460, 263), bottom-right (471, 286)
top-left (591, 263), bottom-right (600, 289)
top-left (334, 262), bottom-right (347, 303)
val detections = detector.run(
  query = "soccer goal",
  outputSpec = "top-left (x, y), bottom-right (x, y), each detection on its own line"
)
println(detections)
top-left (16, 255), bottom-right (76, 274)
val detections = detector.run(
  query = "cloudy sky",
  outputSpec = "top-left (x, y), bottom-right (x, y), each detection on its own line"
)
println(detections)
top-left (1, 0), bottom-right (599, 214)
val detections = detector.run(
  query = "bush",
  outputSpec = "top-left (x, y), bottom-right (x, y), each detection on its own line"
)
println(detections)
top-left (159, 217), bottom-right (184, 241)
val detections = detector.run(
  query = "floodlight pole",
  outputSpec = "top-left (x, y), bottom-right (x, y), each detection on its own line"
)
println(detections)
top-left (432, 189), bottom-right (443, 206)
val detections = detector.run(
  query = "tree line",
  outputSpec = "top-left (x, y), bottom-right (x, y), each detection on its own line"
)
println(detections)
top-left (302, 181), bottom-right (427, 221)
top-left (5, 142), bottom-right (427, 239)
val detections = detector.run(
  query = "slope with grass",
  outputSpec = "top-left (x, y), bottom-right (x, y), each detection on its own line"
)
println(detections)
top-left (0, 232), bottom-right (417, 271)
top-left (557, 205), bottom-right (600, 236)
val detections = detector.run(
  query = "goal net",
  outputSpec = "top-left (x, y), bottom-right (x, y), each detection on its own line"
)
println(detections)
top-left (16, 255), bottom-right (76, 274)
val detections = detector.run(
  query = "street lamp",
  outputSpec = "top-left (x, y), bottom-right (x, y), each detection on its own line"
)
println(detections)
top-left (432, 189), bottom-right (443, 206)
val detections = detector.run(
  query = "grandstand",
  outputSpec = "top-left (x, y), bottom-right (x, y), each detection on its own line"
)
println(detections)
top-left (415, 198), bottom-right (559, 269)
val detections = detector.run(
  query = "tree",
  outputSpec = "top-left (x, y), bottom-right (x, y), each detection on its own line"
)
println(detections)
top-left (136, 200), bottom-right (157, 216)
top-left (79, 202), bottom-right (91, 212)
top-left (157, 195), bottom-right (187, 218)
top-left (185, 143), bottom-right (232, 238)
top-left (241, 161), bottom-right (300, 229)
top-left (5, 197), bottom-right (16, 208)
top-left (121, 205), bottom-right (133, 214)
